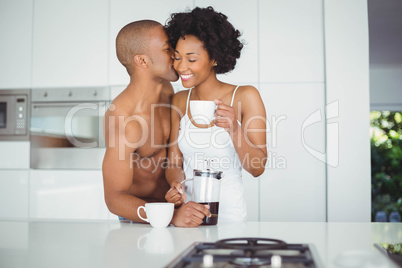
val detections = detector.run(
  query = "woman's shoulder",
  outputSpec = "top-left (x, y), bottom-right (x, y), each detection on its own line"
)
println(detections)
top-left (235, 85), bottom-right (261, 100)
top-left (172, 89), bottom-right (190, 103)
top-left (237, 84), bottom-right (258, 92)
top-left (233, 85), bottom-right (265, 114)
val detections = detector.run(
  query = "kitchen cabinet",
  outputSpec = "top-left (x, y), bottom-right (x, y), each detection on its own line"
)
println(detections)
top-left (194, 0), bottom-right (259, 85)
top-left (109, 0), bottom-right (192, 86)
top-left (0, 0), bottom-right (33, 89)
top-left (258, 83), bottom-right (326, 222)
top-left (0, 142), bottom-right (30, 169)
top-left (32, 0), bottom-right (109, 87)
top-left (29, 170), bottom-right (113, 220)
top-left (0, 170), bottom-right (29, 218)
top-left (259, 0), bottom-right (325, 83)
top-left (0, 222), bottom-right (28, 251)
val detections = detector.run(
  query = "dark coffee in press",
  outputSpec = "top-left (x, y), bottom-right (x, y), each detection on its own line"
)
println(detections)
top-left (199, 202), bottom-right (219, 225)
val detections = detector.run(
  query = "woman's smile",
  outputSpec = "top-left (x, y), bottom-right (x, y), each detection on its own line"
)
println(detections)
top-left (180, 74), bottom-right (194, 81)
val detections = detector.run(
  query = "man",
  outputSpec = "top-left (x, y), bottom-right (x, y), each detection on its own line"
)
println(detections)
top-left (102, 20), bottom-right (210, 227)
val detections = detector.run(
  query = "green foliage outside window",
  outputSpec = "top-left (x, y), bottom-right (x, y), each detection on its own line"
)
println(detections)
top-left (370, 111), bottom-right (402, 221)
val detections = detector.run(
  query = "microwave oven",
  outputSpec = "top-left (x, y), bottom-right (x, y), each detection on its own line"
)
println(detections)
top-left (0, 89), bottom-right (30, 141)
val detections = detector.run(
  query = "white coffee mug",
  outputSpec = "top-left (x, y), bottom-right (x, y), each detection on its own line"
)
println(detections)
top-left (137, 203), bottom-right (174, 228)
top-left (190, 100), bottom-right (217, 125)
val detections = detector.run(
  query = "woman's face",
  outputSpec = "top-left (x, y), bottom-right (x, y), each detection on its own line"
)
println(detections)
top-left (173, 35), bottom-right (216, 88)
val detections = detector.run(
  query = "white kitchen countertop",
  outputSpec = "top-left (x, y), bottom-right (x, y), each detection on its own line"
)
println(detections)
top-left (0, 219), bottom-right (400, 268)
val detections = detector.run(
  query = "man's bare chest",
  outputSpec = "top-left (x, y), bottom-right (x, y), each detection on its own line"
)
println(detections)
top-left (135, 109), bottom-right (170, 157)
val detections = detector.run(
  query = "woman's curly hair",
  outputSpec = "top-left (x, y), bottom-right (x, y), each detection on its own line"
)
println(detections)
top-left (165, 6), bottom-right (243, 74)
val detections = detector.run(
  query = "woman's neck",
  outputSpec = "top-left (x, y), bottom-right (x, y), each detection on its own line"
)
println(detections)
top-left (192, 76), bottom-right (224, 100)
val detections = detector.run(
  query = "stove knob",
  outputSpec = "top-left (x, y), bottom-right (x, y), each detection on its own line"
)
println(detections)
top-left (271, 255), bottom-right (282, 268)
top-left (202, 254), bottom-right (213, 267)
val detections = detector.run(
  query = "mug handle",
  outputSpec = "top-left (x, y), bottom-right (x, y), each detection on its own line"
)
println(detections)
top-left (180, 179), bottom-right (193, 203)
top-left (137, 233), bottom-right (148, 249)
top-left (137, 206), bottom-right (149, 223)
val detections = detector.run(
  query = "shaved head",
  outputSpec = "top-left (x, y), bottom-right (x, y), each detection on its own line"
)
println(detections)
top-left (116, 20), bottom-right (161, 71)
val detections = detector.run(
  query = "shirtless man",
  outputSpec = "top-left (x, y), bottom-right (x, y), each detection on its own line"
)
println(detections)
top-left (102, 20), bottom-right (210, 227)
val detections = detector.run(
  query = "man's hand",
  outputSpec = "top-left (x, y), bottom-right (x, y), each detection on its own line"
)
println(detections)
top-left (165, 181), bottom-right (186, 207)
top-left (171, 201), bottom-right (211, 227)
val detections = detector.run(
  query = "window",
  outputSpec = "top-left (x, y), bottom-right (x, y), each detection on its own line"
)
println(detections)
top-left (370, 111), bottom-right (402, 222)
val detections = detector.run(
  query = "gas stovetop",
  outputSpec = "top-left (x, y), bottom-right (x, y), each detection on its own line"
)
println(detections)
top-left (166, 238), bottom-right (322, 268)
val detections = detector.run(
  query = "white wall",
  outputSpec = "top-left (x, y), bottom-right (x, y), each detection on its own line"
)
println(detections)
top-left (324, 0), bottom-right (371, 222)
top-left (32, 0), bottom-right (109, 87)
top-left (0, 0), bottom-right (33, 88)
top-left (0, 0), bottom-right (371, 222)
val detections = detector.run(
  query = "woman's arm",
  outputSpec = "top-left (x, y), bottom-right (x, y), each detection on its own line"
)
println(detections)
top-left (214, 86), bottom-right (267, 177)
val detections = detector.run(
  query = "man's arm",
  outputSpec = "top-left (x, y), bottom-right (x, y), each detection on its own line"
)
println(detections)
top-left (102, 109), bottom-right (147, 222)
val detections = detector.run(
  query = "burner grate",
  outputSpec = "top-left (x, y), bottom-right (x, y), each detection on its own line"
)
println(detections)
top-left (166, 238), bottom-right (319, 268)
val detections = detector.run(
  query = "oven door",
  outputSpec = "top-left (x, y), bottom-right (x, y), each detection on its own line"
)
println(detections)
top-left (30, 101), bottom-right (108, 169)
top-left (0, 95), bottom-right (15, 136)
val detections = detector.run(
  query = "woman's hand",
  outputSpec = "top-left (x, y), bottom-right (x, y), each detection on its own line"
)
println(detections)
top-left (165, 181), bottom-right (186, 208)
top-left (213, 99), bottom-right (239, 134)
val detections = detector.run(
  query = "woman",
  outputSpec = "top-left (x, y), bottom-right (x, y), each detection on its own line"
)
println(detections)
top-left (165, 6), bottom-right (267, 223)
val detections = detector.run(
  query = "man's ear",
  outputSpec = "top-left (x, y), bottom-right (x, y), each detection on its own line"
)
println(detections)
top-left (134, 55), bottom-right (148, 68)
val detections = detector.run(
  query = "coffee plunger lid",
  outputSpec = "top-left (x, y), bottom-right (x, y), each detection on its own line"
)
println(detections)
top-left (193, 169), bottom-right (223, 180)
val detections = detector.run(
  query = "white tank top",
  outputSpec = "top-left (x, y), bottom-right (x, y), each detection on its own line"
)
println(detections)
top-left (178, 86), bottom-right (247, 223)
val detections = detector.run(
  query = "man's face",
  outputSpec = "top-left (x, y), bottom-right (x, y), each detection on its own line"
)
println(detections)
top-left (147, 26), bottom-right (179, 82)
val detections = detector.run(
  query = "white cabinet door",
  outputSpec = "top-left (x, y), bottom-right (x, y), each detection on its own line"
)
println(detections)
top-left (259, 0), bottom-right (324, 83)
top-left (0, 170), bottom-right (29, 218)
top-left (30, 170), bottom-right (113, 220)
top-left (259, 83), bottom-right (326, 222)
top-left (32, 0), bottom-right (109, 87)
top-left (194, 0), bottom-right (259, 85)
top-left (0, 142), bottom-right (30, 169)
top-left (109, 0), bottom-right (192, 86)
top-left (0, 0), bottom-right (33, 89)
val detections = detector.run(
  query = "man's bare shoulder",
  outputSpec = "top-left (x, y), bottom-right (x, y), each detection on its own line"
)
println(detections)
top-left (110, 88), bottom-right (137, 113)
top-left (104, 92), bottom-right (145, 145)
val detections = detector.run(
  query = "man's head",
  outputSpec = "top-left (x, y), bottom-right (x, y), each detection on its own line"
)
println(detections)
top-left (116, 20), bottom-right (159, 74)
top-left (116, 20), bottom-right (178, 82)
